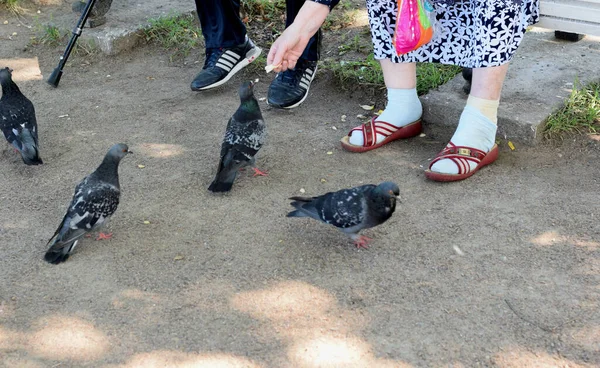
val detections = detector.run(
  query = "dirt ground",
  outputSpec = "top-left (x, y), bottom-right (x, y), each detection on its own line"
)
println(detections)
top-left (1, 3), bottom-right (599, 368)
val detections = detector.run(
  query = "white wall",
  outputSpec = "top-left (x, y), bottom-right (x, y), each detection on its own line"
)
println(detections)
top-left (538, 0), bottom-right (600, 36)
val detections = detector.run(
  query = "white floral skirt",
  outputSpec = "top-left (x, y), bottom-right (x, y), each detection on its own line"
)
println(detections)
top-left (366, 0), bottom-right (540, 67)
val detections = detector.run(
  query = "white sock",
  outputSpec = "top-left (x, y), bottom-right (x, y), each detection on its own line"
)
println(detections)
top-left (348, 88), bottom-right (422, 146)
top-left (430, 96), bottom-right (499, 174)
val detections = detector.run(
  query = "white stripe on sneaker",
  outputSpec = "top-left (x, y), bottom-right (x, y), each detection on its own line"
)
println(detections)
top-left (221, 52), bottom-right (239, 64)
top-left (224, 50), bottom-right (240, 60)
top-left (216, 62), bottom-right (233, 71)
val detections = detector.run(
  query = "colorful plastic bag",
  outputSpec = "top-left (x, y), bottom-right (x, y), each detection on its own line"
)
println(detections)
top-left (393, 0), bottom-right (435, 55)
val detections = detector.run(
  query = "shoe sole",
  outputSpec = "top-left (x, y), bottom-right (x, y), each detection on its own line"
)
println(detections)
top-left (424, 144), bottom-right (499, 182)
top-left (192, 46), bottom-right (262, 91)
top-left (269, 65), bottom-right (318, 109)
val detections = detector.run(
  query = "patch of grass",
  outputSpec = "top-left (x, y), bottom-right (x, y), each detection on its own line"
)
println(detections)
top-left (241, 0), bottom-right (286, 23)
top-left (415, 63), bottom-right (462, 95)
top-left (0, 0), bottom-right (23, 14)
top-left (337, 34), bottom-right (367, 55)
top-left (28, 23), bottom-right (66, 47)
top-left (322, 1), bottom-right (357, 31)
top-left (72, 39), bottom-right (98, 57)
top-left (322, 53), bottom-right (383, 88)
top-left (143, 13), bottom-right (202, 59)
top-left (323, 53), bottom-right (461, 95)
top-left (544, 81), bottom-right (600, 139)
top-left (39, 24), bottom-right (64, 45)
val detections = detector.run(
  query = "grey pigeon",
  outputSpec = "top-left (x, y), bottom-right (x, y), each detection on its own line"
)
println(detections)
top-left (287, 182), bottom-right (400, 248)
top-left (44, 143), bottom-right (131, 264)
top-left (0, 67), bottom-right (42, 165)
top-left (208, 80), bottom-right (266, 192)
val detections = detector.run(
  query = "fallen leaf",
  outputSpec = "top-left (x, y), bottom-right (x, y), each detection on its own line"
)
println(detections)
top-left (146, 76), bottom-right (155, 80)
top-left (356, 114), bottom-right (366, 119)
top-left (299, 188), bottom-right (306, 193)
top-left (174, 255), bottom-right (184, 261)
top-left (360, 104), bottom-right (374, 110)
top-left (419, 133), bottom-right (426, 137)
top-left (341, 115), bottom-right (347, 122)
top-left (331, 126), bottom-right (337, 130)
top-left (143, 220), bottom-right (151, 224)
top-left (508, 141), bottom-right (515, 150)
top-left (11, 32), bottom-right (17, 36)
top-left (259, 97), bottom-right (266, 101)
top-left (137, 164), bottom-right (145, 169)
top-left (58, 114), bottom-right (69, 118)
top-left (326, 151), bottom-right (333, 155)
top-left (375, 110), bottom-right (384, 116)
top-left (3, 21), bottom-right (8, 25)
top-left (320, 178), bottom-right (327, 183)
top-left (453, 245), bottom-right (465, 256)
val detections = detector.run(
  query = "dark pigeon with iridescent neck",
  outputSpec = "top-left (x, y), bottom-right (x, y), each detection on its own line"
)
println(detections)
top-left (287, 182), bottom-right (400, 248)
top-left (44, 143), bottom-right (132, 264)
top-left (208, 80), bottom-right (266, 193)
top-left (0, 67), bottom-right (42, 165)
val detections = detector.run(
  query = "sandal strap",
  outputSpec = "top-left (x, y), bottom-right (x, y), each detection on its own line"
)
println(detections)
top-left (430, 142), bottom-right (488, 175)
top-left (349, 118), bottom-right (398, 147)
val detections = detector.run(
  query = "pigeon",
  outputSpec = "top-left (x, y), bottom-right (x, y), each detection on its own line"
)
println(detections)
top-left (0, 67), bottom-right (43, 165)
top-left (208, 80), bottom-right (266, 192)
top-left (287, 182), bottom-right (400, 248)
top-left (44, 143), bottom-right (131, 264)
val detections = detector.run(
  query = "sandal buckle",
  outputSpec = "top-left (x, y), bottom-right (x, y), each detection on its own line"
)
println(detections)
top-left (458, 148), bottom-right (471, 156)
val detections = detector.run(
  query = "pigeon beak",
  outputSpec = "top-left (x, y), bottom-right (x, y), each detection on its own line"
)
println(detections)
top-left (8, 68), bottom-right (13, 73)
top-left (127, 150), bottom-right (133, 154)
top-left (396, 195), bottom-right (402, 203)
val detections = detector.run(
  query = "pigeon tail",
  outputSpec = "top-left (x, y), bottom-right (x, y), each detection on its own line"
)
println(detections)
top-left (44, 240), bottom-right (77, 265)
top-left (286, 210), bottom-right (310, 218)
top-left (287, 198), bottom-right (321, 220)
top-left (18, 129), bottom-right (42, 165)
top-left (208, 170), bottom-right (237, 192)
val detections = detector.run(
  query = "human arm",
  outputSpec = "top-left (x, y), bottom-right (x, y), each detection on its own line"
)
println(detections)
top-left (266, 1), bottom-right (333, 72)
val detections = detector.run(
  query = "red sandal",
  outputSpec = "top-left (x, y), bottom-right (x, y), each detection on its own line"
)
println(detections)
top-left (425, 142), bottom-right (499, 182)
top-left (340, 117), bottom-right (422, 153)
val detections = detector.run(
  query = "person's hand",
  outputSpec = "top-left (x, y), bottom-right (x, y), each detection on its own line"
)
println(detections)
top-left (267, 24), bottom-right (310, 72)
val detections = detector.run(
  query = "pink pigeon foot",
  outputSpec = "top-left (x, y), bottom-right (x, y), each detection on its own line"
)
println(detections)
top-left (353, 235), bottom-right (372, 249)
top-left (96, 232), bottom-right (113, 241)
top-left (252, 167), bottom-right (268, 177)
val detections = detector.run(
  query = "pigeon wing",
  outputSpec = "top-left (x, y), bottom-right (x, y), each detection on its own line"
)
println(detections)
top-left (299, 185), bottom-right (375, 229)
top-left (50, 177), bottom-right (120, 246)
top-left (0, 96), bottom-right (38, 149)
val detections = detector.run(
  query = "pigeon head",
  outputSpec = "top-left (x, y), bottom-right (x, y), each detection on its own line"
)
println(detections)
top-left (0, 67), bottom-right (13, 80)
top-left (0, 67), bottom-right (15, 86)
top-left (238, 80), bottom-right (256, 101)
top-left (371, 181), bottom-right (400, 208)
top-left (375, 181), bottom-right (400, 197)
top-left (107, 143), bottom-right (132, 162)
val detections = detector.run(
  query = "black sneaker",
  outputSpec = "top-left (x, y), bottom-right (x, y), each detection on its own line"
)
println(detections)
top-left (267, 59), bottom-right (317, 109)
top-left (191, 37), bottom-right (261, 91)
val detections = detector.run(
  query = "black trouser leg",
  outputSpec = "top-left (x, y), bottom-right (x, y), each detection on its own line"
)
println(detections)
top-left (195, 0), bottom-right (247, 49)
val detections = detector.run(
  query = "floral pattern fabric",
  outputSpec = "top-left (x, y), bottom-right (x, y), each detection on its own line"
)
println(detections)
top-left (367, 0), bottom-right (540, 68)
